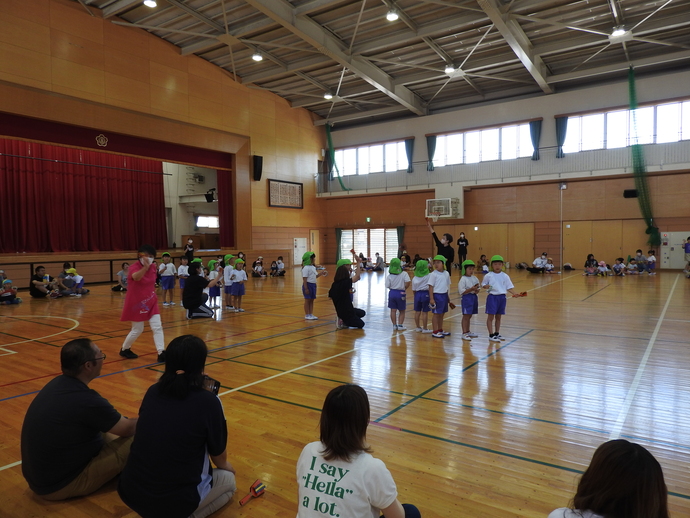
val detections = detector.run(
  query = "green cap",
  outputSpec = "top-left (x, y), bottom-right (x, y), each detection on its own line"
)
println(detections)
top-left (235, 259), bottom-right (244, 264)
top-left (433, 255), bottom-right (446, 262)
top-left (388, 258), bottom-right (402, 275)
top-left (191, 258), bottom-right (202, 264)
top-left (414, 260), bottom-right (430, 278)
top-left (302, 251), bottom-right (315, 266)
top-left (224, 254), bottom-right (234, 262)
top-left (461, 259), bottom-right (475, 276)
top-left (336, 259), bottom-right (352, 268)
top-left (490, 255), bottom-right (504, 263)
top-left (208, 260), bottom-right (217, 270)
top-left (161, 252), bottom-right (170, 257)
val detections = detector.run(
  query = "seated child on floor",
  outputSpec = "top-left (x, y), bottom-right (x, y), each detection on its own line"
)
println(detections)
top-left (0, 279), bottom-right (22, 304)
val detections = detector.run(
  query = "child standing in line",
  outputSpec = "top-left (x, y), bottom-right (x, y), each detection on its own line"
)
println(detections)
top-left (177, 256), bottom-right (189, 304)
top-left (412, 260), bottom-right (432, 333)
top-left (428, 255), bottom-right (452, 338)
top-left (647, 250), bottom-right (657, 275)
top-left (223, 254), bottom-right (235, 310)
top-left (612, 258), bottom-right (626, 276)
top-left (483, 255), bottom-right (518, 343)
top-left (159, 252), bottom-right (177, 306)
top-left (458, 260), bottom-right (480, 341)
top-left (207, 260), bottom-right (221, 309)
top-left (230, 259), bottom-right (247, 312)
top-left (385, 258), bottom-right (411, 331)
top-left (1, 279), bottom-right (22, 304)
top-left (302, 252), bottom-right (327, 320)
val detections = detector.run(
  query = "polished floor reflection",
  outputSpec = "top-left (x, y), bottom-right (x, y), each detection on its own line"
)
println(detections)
top-left (1, 269), bottom-right (689, 517)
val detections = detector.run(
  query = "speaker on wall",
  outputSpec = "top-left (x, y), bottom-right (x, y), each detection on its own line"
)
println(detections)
top-left (252, 155), bottom-right (263, 181)
top-left (623, 189), bottom-right (638, 198)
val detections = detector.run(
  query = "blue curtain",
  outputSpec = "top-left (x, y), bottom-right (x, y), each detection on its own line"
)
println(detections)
top-left (404, 138), bottom-right (414, 173)
top-left (426, 135), bottom-right (436, 171)
top-left (529, 120), bottom-right (541, 161)
top-left (556, 116), bottom-right (568, 158)
top-left (335, 228), bottom-right (342, 262)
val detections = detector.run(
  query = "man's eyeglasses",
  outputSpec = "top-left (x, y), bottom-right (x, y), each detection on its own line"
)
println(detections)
top-left (83, 353), bottom-right (106, 364)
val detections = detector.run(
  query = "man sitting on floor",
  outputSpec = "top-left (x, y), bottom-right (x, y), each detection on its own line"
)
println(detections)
top-left (21, 338), bottom-right (137, 500)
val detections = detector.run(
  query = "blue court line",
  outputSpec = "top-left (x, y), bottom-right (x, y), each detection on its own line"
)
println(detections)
top-left (374, 330), bottom-right (533, 423)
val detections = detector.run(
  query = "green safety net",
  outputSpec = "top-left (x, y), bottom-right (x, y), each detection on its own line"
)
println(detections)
top-left (628, 67), bottom-right (661, 247)
top-left (325, 124), bottom-right (350, 191)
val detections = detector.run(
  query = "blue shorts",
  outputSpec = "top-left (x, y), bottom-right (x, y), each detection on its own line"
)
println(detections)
top-left (388, 290), bottom-right (407, 311)
top-left (209, 285), bottom-right (221, 297)
top-left (179, 278), bottom-right (186, 290)
top-left (302, 282), bottom-right (317, 300)
top-left (160, 276), bottom-right (175, 290)
top-left (413, 290), bottom-right (430, 312)
top-left (431, 292), bottom-right (448, 314)
top-left (224, 285), bottom-right (233, 294)
top-left (486, 294), bottom-right (507, 315)
top-left (230, 283), bottom-right (245, 296)
top-left (648, 262), bottom-right (656, 271)
top-left (461, 293), bottom-right (478, 315)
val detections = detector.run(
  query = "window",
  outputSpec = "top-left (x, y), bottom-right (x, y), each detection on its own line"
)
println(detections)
top-left (196, 216), bottom-right (219, 228)
top-left (339, 228), bottom-right (399, 262)
top-left (334, 140), bottom-right (409, 176)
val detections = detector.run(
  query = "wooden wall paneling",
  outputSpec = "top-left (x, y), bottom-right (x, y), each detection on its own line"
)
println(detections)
top-left (563, 221), bottom-right (592, 266)
top-left (507, 223), bottom-right (535, 266)
top-left (621, 219), bottom-right (651, 258)
top-left (473, 224), bottom-right (508, 261)
top-left (309, 230), bottom-right (320, 259)
top-left (592, 220), bottom-right (623, 264)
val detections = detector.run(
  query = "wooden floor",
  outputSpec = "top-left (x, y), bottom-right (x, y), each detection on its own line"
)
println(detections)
top-left (1, 269), bottom-right (689, 517)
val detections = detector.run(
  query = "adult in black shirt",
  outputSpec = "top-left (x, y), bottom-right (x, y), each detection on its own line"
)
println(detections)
top-left (426, 219), bottom-right (455, 276)
top-left (182, 261), bottom-right (220, 319)
top-left (456, 232), bottom-right (469, 265)
top-left (119, 335), bottom-right (237, 518)
top-left (328, 259), bottom-right (366, 329)
top-left (21, 338), bottom-right (136, 499)
top-left (29, 265), bottom-right (58, 298)
top-left (184, 238), bottom-right (195, 262)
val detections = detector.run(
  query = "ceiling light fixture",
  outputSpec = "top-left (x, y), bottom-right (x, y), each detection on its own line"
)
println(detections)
top-left (324, 93), bottom-right (333, 100)
top-left (611, 26), bottom-right (626, 37)
top-left (444, 64), bottom-right (455, 75)
top-left (252, 52), bottom-right (263, 62)
top-left (143, 0), bottom-right (157, 7)
top-left (386, 10), bottom-right (399, 22)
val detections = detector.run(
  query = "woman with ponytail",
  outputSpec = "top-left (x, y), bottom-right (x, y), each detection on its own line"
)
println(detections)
top-left (119, 335), bottom-right (237, 518)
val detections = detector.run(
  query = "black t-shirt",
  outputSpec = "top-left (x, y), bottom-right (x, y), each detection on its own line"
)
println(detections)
top-left (182, 274), bottom-right (209, 309)
top-left (328, 278), bottom-right (355, 319)
top-left (457, 238), bottom-right (469, 253)
top-left (432, 232), bottom-right (455, 273)
top-left (21, 375), bottom-right (122, 494)
top-left (29, 274), bottom-right (51, 297)
top-left (118, 384), bottom-right (228, 518)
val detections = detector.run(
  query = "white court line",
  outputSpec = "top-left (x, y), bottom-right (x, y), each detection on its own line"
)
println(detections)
top-left (609, 274), bottom-right (680, 440)
top-left (0, 316), bottom-right (80, 350)
top-left (0, 460), bottom-right (21, 472)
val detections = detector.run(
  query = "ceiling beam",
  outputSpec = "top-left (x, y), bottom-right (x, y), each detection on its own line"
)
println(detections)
top-left (313, 106), bottom-right (409, 126)
top-left (241, 55), bottom-right (333, 83)
top-left (243, 0), bottom-right (427, 115)
top-left (180, 19), bottom-right (277, 56)
top-left (102, 0), bottom-right (141, 19)
top-left (166, 0), bottom-right (225, 33)
top-left (476, 0), bottom-right (552, 93)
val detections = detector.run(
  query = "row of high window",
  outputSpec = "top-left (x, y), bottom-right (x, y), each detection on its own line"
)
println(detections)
top-left (333, 100), bottom-right (690, 176)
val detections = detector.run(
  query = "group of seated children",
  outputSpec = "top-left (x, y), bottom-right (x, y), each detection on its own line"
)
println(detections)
top-left (26, 263), bottom-right (90, 299)
top-left (584, 249), bottom-right (657, 276)
top-left (251, 256), bottom-right (286, 277)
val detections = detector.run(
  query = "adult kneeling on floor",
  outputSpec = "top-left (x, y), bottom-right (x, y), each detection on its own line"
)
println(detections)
top-left (183, 261), bottom-right (221, 319)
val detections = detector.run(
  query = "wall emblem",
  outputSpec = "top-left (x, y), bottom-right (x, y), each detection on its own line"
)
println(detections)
top-left (95, 134), bottom-right (108, 147)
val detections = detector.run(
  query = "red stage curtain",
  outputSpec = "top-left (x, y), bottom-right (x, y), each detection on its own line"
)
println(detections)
top-left (0, 138), bottom-right (167, 253)
top-left (217, 169), bottom-right (235, 248)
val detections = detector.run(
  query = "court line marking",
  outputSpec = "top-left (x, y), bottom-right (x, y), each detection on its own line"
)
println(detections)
top-left (0, 316), bottom-right (80, 355)
top-left (608, 274), bottom-right (680, 440)
top-left (0, 460), bottom-right (21, 472)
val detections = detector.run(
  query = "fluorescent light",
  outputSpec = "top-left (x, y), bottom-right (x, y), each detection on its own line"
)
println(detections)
top-left (611, 27), bottom-right (626, 37)
top-left (444, 65), bottom-right (455, 74)
top-left (324, 93), bottom-right (333, 100)
top-left (143, 0), bottom-right (157, 7)
top-left (386, 10), bottom-right (399, 21)
top-left (252, 52), bottom-right (263, 61)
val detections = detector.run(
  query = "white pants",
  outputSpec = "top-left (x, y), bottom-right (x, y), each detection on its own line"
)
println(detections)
top-left (190, 469), bottom-right (236, 518)
top-left (122, 314), bottom-right (164, 353)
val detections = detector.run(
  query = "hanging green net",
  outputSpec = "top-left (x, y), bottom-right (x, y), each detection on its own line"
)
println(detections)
top-left (628, 67), bottom-right (661, 247)
top-left (325, 124), bottom-right (350, 192)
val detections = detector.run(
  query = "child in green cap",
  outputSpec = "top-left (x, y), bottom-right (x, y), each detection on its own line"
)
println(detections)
top-left (411, 260), bottom-right (432, 333)
top-left (223, 254), bottom-right (236, 309)
top-left (482, 255), bottom-right (519, 342)
top-left (385, 258), bottom-right (411, 331)
top-left (458, 260), bottom-right (480, 340)
top-left (428, 255), bottom-right (452, 338)
top-left (302, 252), bottom-right (327, 320)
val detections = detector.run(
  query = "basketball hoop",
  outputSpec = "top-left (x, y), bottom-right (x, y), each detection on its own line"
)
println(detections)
top-left (429, 212), bottom-right (440, 223)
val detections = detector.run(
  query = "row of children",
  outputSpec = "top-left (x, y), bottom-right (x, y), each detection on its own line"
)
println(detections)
top-left (583, 249), bottom-right (657, 276)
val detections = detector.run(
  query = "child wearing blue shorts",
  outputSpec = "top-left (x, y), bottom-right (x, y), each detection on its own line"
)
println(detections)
top-left (230, 259), bottom-right (247, 312)
top-left (177, 256), bottom-right (189, 304)
top-left (428, 255), bottom-right (451, 338)
top-left (158, 252), bottom-right (176, 306)
top-left (482, 255), bottom-right (518, 342)
top-left (386, 258), bottom-right (411, 331)
top-left (458, 260), bottom-right (480, 341)
top-left (412, 260), bottom-right (432, 333)
top-left (302, 252), bottom-right (327, 320)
